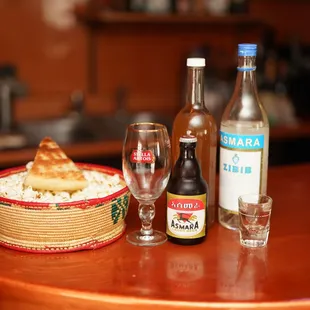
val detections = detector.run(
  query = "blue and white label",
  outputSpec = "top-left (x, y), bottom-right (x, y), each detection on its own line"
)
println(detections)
top-left (219, 131), bottom-right (264, 213)
top-left (220, 132), bottom-right (264, 150)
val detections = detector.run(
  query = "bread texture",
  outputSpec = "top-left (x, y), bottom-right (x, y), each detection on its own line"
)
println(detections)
top-left (24, 137), bottom-right (88, 192)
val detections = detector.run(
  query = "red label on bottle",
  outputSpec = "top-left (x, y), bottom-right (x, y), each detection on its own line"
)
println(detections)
top-left (166, 193), bottom-right (207, 239)
top-left (168, 199), bottom-right (205, 211)
top-left (130, 150), bottom-right (155, 164)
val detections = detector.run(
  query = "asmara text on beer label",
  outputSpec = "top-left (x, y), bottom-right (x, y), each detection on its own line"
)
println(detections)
top-left (166, 193), bottom-right (206, 239)
top-left (130, 149), bottom-right (155, 164)
top-left (219, 131), bottom-right (264, 213)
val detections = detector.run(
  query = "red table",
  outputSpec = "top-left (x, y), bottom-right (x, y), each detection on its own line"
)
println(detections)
top-left (0, 163), bottom-right (310, 309)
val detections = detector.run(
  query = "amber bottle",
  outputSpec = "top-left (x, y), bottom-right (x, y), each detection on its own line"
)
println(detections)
top-left (166, 135), bottom-right (208, 245)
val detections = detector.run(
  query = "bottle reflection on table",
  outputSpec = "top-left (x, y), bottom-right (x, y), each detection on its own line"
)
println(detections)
top-left (165, 247), bottom-right (210, 298)
top-left (115, 247), bottom-right (164, 296)
top-left (216, 228), bottom-right (268, 300)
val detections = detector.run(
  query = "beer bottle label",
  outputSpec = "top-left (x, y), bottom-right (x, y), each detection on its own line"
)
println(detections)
top-left (166, 192), bottom-right (206, 239)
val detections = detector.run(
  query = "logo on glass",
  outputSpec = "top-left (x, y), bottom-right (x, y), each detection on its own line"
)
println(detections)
top-left (130, 150), bottom-right (155, 164)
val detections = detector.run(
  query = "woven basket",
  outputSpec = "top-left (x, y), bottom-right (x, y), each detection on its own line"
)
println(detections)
top-left (0, 163), bottom-right (130, 253)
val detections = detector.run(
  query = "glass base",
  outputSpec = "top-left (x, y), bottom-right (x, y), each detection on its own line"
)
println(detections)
top-left (126, 230), bottom-right (167, 246)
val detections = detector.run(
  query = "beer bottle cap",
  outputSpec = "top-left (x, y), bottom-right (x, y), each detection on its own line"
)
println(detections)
top-left (187, 58), bottom-right (205, 67)
top-left (179, 135), bottom-right (197, 143)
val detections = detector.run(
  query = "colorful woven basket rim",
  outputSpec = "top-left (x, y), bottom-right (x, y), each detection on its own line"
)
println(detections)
top-left (0, 163), bottom-right (129, 209)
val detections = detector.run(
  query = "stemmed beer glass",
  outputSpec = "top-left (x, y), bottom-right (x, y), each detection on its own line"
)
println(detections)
top-left (122, 123), bottom-right (171, 246)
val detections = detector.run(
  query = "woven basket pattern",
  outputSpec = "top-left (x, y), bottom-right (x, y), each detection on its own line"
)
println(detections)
top-left (0, 164), bottom-right (130, 253)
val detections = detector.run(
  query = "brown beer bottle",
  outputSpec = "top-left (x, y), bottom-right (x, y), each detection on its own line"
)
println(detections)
top-left (166, 135), bottom-right (208, 245)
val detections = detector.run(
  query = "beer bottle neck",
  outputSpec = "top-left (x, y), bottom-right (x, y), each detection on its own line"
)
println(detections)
top-left (182, 145), bottom-right (196, 159)
top-left (174, 143), bottom-right (201, 179)
top-left (186, 67), bottom-right (205, 108)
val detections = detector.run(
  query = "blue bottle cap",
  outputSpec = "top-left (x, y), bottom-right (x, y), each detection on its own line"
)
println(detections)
top-left (238, 43), bottom-right (257, 56)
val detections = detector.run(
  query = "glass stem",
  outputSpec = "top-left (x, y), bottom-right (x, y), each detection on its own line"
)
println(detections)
top-left (138, 203), bottom-right (155, 236)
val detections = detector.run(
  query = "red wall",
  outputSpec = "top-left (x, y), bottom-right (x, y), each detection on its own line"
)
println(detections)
top-left (0, 0), bottom-right (308, 121)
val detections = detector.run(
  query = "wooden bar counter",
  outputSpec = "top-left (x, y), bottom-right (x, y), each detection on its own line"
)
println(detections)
top-left (0, 163), bottom-right (310, 309)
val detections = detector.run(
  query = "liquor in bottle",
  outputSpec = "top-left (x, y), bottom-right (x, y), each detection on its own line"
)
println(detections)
top-left (219, 43), bottom-right (270, 230)
top-left (166, 135), bottom-right (208, 245)
top-left (171, 58), bottom-right (217, 228)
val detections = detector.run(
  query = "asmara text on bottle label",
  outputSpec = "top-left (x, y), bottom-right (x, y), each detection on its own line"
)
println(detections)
top-left (166, 193), bottom-right (206, 239)
top-left (219, 131), bottom-right (264, 213)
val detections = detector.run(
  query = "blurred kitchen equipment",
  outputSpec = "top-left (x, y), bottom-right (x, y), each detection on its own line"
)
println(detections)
top-left (0, 64), bottom-right (28, 149)
top-left (204, 0), bottom-right (230, 15)
top-left (17, 91), bottom-right (95, 146)
top-left (229, 0), bottom-right (248, 14)
top-left (0, 64), bottom-right (27, 133)
top-left (84, 86), bottom-right (173, 141)
top-left (257, 31), bottom-right (299, 126)
top-left (113, 86), bottom-right (172, 132)
top-left (145, 0), bottom-right (174, 13)
top-left (128, 0), bottom-right (146, 12)
top-left (285, 37), bottom-right (310, 120)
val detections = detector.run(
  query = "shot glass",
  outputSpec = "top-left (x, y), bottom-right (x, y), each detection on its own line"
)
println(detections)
top-left (238, 194), bottom-right (273, 248)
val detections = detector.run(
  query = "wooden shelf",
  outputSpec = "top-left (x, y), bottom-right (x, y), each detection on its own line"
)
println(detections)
top-left (75, 9), bottom-right (264, 26)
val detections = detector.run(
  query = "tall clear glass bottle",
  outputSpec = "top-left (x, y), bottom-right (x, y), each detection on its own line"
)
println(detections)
top-left (171, 58), bottom-right (217, 228)
top-left (219, 44), bottom-right (269, 230)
